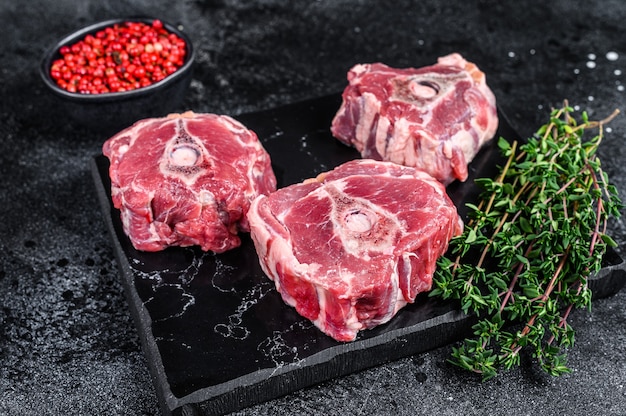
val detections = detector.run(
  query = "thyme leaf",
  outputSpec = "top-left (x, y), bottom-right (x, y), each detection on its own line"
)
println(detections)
top-left (432, 102), bottom-right (622, 380)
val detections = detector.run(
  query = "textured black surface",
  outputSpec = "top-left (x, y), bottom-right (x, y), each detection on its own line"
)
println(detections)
top-left (2, 1), bottom-right (626, 415)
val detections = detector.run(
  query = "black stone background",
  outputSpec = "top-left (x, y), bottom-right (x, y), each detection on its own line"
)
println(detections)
top-left (1, 1), bottom-right (625, 415)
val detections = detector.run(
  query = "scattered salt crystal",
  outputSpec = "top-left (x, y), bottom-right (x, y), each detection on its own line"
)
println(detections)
top-left (508, 51), bottom-right (515, 58)
top-left (586, 61), bottom-right (596, 69)
top-left (529, 49), bottom-right (536, 55)
top-left (417, 39), bottom-right (425, 46)
top-left (606, 127), bottom-right (613, 133)
top-left (574, 105), bottom-right (581, 111)
top-left (606, 51), bottom-right (619, 61)
top-left (615, 69), bottom-right (622, 76)
top-left (574, 68), bottom-right (580, 74)
top-left (618, 85), bottom-right (625, 92)
top-left (538, 104), bottom-right (543, 110)
top-left (588, 96), bottom-right (595, 101)
top-left (588, 53), bottom-right (597, 60)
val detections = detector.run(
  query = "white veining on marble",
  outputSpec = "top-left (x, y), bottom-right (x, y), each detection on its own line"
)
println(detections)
top-left (257, 320), bottom-right (313, 375)
top-left (214, 280), bottom-right (274, 340)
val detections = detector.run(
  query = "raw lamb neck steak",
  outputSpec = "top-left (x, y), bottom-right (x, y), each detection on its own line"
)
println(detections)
top-left (331, 53), bottom-right (499, 185)
top-left (247, 159), bottom-right (463, 342)
top-left (103, 111), bottom-right (276, 253)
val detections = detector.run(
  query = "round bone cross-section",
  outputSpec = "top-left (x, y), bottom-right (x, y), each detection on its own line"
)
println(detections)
top-left (170, 145), bottom-right (199, 167)
top-left (344, 210), bottom-right (374, 233)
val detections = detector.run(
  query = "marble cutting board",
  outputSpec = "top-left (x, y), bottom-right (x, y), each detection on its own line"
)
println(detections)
top-left (92, 94), bottom-right (626, 416)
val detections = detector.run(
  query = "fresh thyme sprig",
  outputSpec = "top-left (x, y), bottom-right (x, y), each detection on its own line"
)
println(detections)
top-left (431, 102), bottom-right (622, 380)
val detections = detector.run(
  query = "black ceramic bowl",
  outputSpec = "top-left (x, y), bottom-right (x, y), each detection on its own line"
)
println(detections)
top-left (40, 17), bottom-right (195, 135)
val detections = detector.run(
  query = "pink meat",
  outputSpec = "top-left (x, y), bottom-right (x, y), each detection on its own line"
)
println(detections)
top-left (247, 159), bottom-right (463, 341)
top-left (331, 53), bottom-right (499, 185)
top-left (103, 111), bottom-right (276, 252)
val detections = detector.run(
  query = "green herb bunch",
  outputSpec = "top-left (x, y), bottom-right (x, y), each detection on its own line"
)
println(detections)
top-left (431, 103), bottom-right (622, 380)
